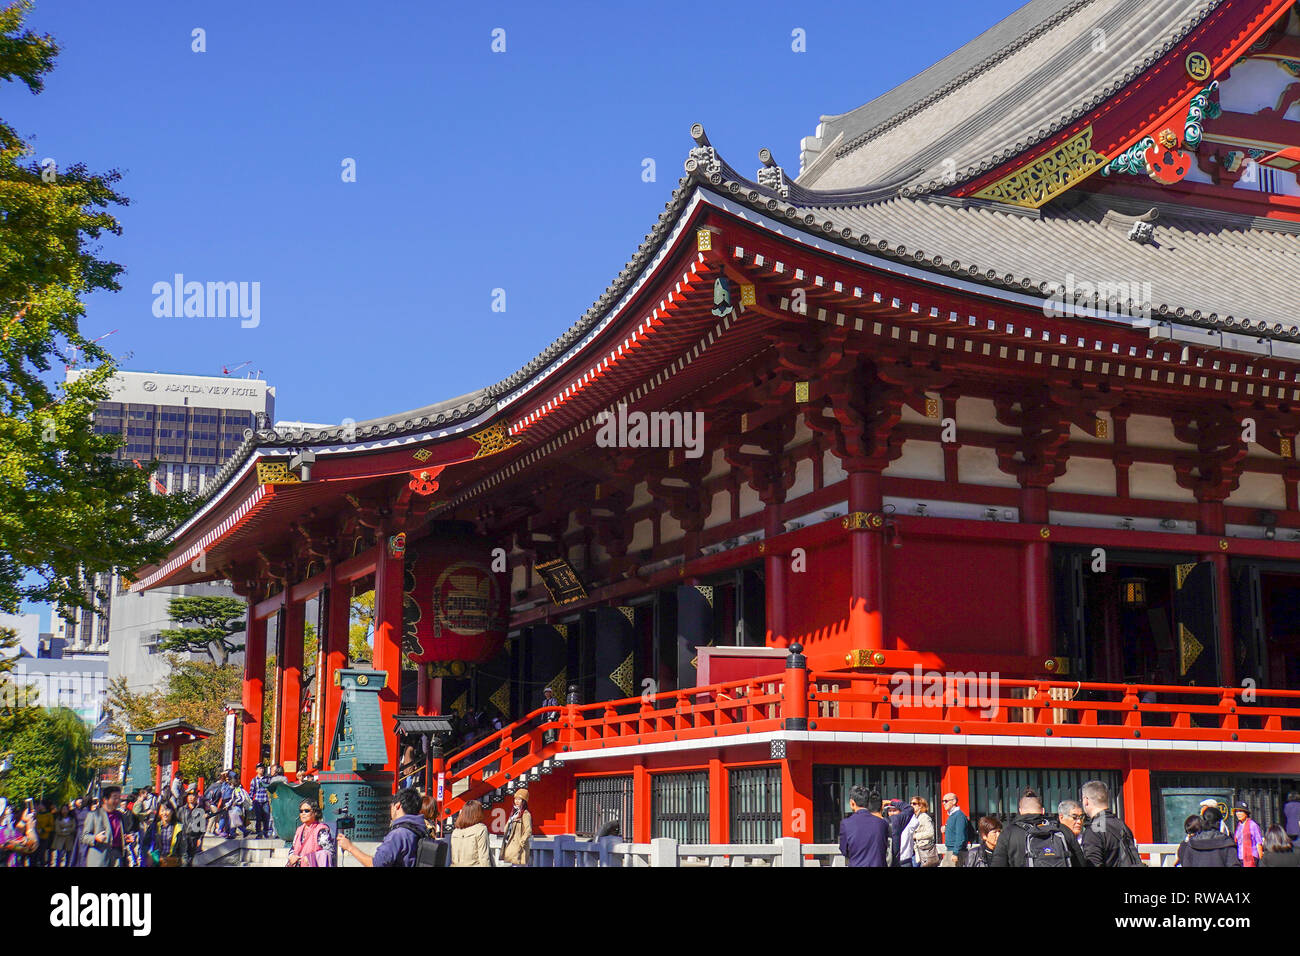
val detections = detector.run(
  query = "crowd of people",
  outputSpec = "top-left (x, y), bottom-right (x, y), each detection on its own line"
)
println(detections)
top-left (0, 762), bottom-right (294, 867)
top-left (839, 782), bottom-right (1300, 868)
top-left (288, 785), bottom-right (534, 868)
top-left (0, 764), bottom-right (538, 868)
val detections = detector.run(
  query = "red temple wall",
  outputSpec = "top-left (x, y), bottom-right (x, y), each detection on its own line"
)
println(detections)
top-left (884, 537), bottom-right (1026, 655)
top-left (782, 536), bottom-right (850, 652)
top-left (779, 534), bottom-right (1027, 659)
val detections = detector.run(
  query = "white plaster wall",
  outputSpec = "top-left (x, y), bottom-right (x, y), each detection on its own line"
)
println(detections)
top-left (1227, 471), bottom-right (1286, 510)
top-left (703, 489), bottom-right (732, 530)
top-left (737, 482), bottom-right (763, 519)
top-left (705, 447), bottom-right (729, 481)
top-left (899, 401), bottom-right (935, 425)
top-left (631, 481), bottom-right (651, 509)
top-left (1068, 415), bottom-right (1112, 445)
top-left (660, 512), bottom-right (685, 545)
top-left (884, 440), bottom-right (945, 481)
top-left (956, 397), bottom-right (1020, 436)
top-left (1126, 414), bottom-right (1184, 450)
top-left (823, 450), bottom-right (847, 486)
top-left (957, 445), bottom-right (1019, 487)
top-left (788, 456), bottom-right (815, 501)
top-left (789, 417), bottom-right (814, 448)
top-left (1054, 456), bottom-right (1116, 496)
top-left (628, 518), bottom-right (654, 554)
top-left (1128, 462), bottom-right (1196, 502)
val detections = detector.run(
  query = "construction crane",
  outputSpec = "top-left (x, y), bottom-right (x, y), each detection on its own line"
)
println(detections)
top-left (65, 329), bottom-right (118, 372)
top-left (222, 360), bottom-right (253, 376)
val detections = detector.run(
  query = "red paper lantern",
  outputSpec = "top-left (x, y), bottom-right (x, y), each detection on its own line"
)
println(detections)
top-left (404, 534), bottom-right (508, 663)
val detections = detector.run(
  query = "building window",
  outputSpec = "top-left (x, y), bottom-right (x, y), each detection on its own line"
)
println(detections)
top-left (575, 775), bottom-right (634, 839)
top-left (728, 765), bottom-right (782, 843)
top-left (651, 771), bottom-right (709, 844)
top-left (812, 765), bottom-right (941, 843)
top-left (968, 767), bottom-right (1125, 825)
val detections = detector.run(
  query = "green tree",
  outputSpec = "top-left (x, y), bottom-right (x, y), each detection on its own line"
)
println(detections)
top-left (158, 595), bottom-right (246, 666)
top-left (0, 0), bottom-right (194, 616)
top-left (349, 589), bottom-right (374, 662)
top-left (105, 658), bottom-right (239, 784)
top-left (0, 705), bottom-right (93, 804)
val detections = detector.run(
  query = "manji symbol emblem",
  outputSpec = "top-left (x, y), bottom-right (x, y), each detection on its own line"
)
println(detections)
top-left (1185, 51), bottom-right (1212, 82)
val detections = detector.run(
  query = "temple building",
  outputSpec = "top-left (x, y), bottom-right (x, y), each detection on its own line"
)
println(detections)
top-left (135, 0), bottom-right (1300, 845)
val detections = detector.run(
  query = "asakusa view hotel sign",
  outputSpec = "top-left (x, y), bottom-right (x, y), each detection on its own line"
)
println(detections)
top-left (67, 370), bottom-right (273, 412)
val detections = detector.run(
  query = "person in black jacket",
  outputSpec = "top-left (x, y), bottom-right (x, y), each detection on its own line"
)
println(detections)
top-left (1177, 810), bottom-right (1240, 867)
top-left (1080, 780), bottom-right (1141, 867)
top-left (990, 788), bottom-right (1085, 867)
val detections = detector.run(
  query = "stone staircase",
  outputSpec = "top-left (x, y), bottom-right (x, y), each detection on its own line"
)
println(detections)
top-left (195, 837), bottom-right (291, 867)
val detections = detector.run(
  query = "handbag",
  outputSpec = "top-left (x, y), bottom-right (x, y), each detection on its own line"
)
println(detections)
top-left (917, 844), bottom-right (940, 867)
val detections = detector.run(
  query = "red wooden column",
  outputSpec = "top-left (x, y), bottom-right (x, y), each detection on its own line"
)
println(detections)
top-left (240, 606), bottom-right (268, 785)
top-left (764, 503), bottom-right (787, 644)
top-left (847, 470), bottom-right (885, 651)
top-left (278, 598), bottom-right (305, 777)
top-left (782, 749), bottom-right (813, 841)
top-left (373, 541), bottom-right (405, 785)
top-left (1021, 486), bottom-right (1054, 660)
top-left (942, 747), bottom-right (970, 848)
top-left (708, 756), bottom-right (726, 843)
top-left (632, 762), bottom-right (651, 843)
top-left (416, 665), bottom-right (441, 716)
top-left (1123, 752), bottom-right (1154, 843)
top-left (321, 571), bottom-right (351, 761)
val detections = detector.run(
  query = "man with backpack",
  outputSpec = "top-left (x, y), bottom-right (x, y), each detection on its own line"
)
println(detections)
top-left (337, 787), bottom-right (427, 867)
top-left (990, 787), bottom-right (1085, 868)
top-left (1080, 779), bottom-right (1144, 867)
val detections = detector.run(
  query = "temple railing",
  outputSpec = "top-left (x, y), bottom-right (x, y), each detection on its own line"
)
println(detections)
top-left (440, 654), bottom-right (1300, 817)
top-left (806, 671), bottom-right (1300, 742)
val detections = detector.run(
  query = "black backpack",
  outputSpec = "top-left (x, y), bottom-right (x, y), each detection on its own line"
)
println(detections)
top-left (1019, 821), bottom-right (1073, 867)
top-left (1115, 822), bottom-right (1147, 868)
top-left (395, 821), bottom-right (448, 867)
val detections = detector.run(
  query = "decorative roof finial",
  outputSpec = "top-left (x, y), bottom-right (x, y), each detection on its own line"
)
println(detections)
top-left (684, 123), bottom-right (722, 181)
top-left (756, 147), bottom-right (790, 198)
top-left (1127, 208), bottom-right (1158, 245)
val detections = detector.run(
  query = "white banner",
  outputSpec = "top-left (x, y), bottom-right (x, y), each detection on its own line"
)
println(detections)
top-left (223, 711), bottom-right (237, 772)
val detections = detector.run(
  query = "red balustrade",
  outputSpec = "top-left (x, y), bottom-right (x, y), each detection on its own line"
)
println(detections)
top-left (439, 668), bottom-right (1300, 817)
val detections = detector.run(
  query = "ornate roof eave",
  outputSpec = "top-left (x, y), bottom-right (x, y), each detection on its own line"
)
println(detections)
top-left (157, 170), bottom-right (710, 543)
top-left (678, 139), bottom-right (1300, 348)
top-left (926, 0), bottom-right (1291, 201)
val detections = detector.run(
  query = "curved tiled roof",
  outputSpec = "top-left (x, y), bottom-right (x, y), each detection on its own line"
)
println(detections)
top-left (181, 176), bottom-right (700, 512)
top-left (800, 0), bottom-right (1225, 194)
top-left (176, 131), bottom-right (1300, 534)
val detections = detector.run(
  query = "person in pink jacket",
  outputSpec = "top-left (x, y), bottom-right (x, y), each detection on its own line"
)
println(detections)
top-left (1233, 800), bottom-right (1263, 867)
top-left (288, 800), bottom-right (334, 867)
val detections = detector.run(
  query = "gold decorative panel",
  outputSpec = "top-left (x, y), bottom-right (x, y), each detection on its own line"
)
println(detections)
top-left (971, 126), bottom-right (1107, 208)
top-left (610, 653), bottom-right (634, 697)
top-left (842, 511), bottom-right (885, 531)
top-left (256, 460), bottom-right (300, 485)
top-left (1179, 623), bottom-right (1204, 675)
top-left (470, 421), bottom-right (521, 459)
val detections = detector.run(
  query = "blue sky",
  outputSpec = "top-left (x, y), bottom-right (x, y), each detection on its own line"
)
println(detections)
top-left (9, 0), bottom-right (1023, 625)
